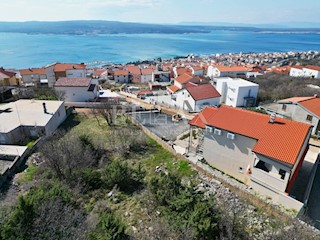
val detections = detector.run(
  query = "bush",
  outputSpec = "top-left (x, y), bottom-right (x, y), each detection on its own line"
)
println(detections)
top-left (103, 160), bottom-right (145, 193)
top-left (88, 211), bottom-right (127, 240)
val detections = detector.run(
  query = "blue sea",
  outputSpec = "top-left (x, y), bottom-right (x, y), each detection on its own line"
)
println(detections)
top-left (0, 30), bottom-right (319, 69)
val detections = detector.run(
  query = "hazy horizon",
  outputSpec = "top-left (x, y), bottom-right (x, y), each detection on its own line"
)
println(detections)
top-left (1, 0), bottom-right (319, 26)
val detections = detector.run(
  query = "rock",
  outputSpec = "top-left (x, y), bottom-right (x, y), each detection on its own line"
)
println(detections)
top-left (132, 226), bottom-right (137, 232)
top-left (107, 190), bottom-right (113, 197)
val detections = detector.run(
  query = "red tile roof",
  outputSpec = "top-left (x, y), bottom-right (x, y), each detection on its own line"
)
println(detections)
top-left (190, 106), bottom-right (312, 165)
top-left (93, 69), bottom-right (107, 77)
top-left (54, 63), bottom-right (86, 72)
top-left (54, 77), bottom-right (91, 87)
top-left (278, 96), bottom-right (315, 103)
top-left (186, 84), bottom-right (221, 101)
top-left (114, 70), bottom-right (129, 76)
top-left (141, 68), bottom-right (153, 75)
top-left (136, 90), bottom-right (153, 96)
top-left (127, 66), bottom-right (141, 75)
top-left (291, 65), bottom-right (304, 70)
top-left (298, 97), bottom-right (320, 117)
top-left (305, 65), bottom-right (320, 71)
top-left (189, 106), bottom-right (218, 128)
top-left (20, 68), bottom-right (46, 75)
top-left (0, 68), bottom-right (16, 78)
top-left (215, 65), bottom-right (249, 72)
top-left (167, 85), bottom-right (180, 93)
top-left (174, 73), bottom-right (195, 84)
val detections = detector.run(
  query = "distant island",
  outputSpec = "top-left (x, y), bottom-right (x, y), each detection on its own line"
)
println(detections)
top-left (0, 20), bottom-right (319, 35)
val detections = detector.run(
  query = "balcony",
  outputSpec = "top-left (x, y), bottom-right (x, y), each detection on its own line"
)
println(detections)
top-left (251, 167), bottom-right (288, 192)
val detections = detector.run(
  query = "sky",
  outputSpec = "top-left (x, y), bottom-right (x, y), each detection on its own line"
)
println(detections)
top-left (0, 0), bottom-right (319, 25)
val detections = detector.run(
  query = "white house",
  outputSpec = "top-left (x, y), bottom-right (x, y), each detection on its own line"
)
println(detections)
top-left (19, 68), bottom-right (47, 85)
top-left (0, 100), bottom-right (66, 144)
top-left (303, 65), bottom-right (320, 79)
top-left (141, 68), bottom-right (153, 83)
top-left (215, 77), bottom-right (259, 107)
top-left (190, 66), bottom-right (204, 76)
top-left (189, 106), bottom-right (312, 210)
top-left (207, 65), bottom-right (249, 79)
top-left (114, 70), bottom-right (129, 83)
top-left (289, 65), bottom-right (304, 77)
top-left (261, 96), bottom-right (320, 135)
top-left (54, 77), bottom-right (98, 102)
top-left (172, 83), bottom-right (220, 112)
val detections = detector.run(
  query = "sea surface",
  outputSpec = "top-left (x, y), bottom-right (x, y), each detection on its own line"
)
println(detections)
top-left (0, 30), bottom-right (319, 69)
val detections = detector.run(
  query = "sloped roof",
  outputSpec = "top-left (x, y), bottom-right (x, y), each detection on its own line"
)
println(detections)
top-left (20, 68), bottom-right (46, 75)
top-left (305, 65), bottom-right (320, 71)
top-left (54, 77), bottom-right (91, 87)
top-left (141, 68), bottom-right (153, 75)
top-left (0, 68), bottom-right (16, 78)
top-left (93, 69), bottom-right (107, 76)
top-left (127, 66), bottom-right (141, 75)
top-left (189, 106), bottom-right (218, 128)
top-left (299, 97), bottom-right (320, 117)
top-left (186, 84), bottom-right (221, 101)
top-left (114, 70), bottom-right (129, 76)
top-left (54, 63), bottom-right (86, 72)
top-left (167, 85), bottom-right (180, 93)
top-left (174, 73), bottom-right (197, 84)
top-left (190, 106), bottom-right (311, 165)
top-left (278, 96), bottom-right (315, 103)
top-left (215, 65), bottom-right (249, 72)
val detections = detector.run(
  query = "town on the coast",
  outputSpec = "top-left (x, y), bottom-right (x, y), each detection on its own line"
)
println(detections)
top-left (1, 50), bottom-right (320, 238)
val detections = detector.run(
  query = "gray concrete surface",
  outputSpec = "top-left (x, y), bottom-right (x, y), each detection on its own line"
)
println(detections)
top-left (132, 112), bottom-right (189, 141)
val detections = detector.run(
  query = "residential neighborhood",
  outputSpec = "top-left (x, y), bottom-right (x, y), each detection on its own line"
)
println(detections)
top-left (1, 50), bottom-right (320, 238)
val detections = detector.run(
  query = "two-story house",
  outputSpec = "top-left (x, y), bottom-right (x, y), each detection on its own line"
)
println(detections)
top-left (172, 83), bottom-right (220, 112)
top-left (189, 106), bottom-right (312, 209)
top-left (54, 77), bottom-right (98, 102)
top-left (215, 77), bottom-right (259, 107)
top-left (262, 96), bottom-right (320, 135)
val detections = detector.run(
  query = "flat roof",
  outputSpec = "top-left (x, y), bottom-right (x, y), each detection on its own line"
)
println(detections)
top-left (0, 99), bottom-right (64, 133)
top-left (0, 145), bottom-right (28, 156)
top-left (215, 77), bottom-right (258, 87)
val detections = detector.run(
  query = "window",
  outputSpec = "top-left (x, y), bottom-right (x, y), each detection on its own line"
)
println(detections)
top-left (214, 128), bottom-right (222, 135)
top-left (279, 169), bottom-right (286, 180)
top-left (282, 104), bottom-right (287, 111)
top-left (206, 126), bottom-right (213, 133)
top-left (238, 167), bottom-right (243, 173)
top-left (227, 132), bottom-right (235, 140)
top-left (306, 115), bottom-right (313, 122)
top-left (88, 84), bottom-right (96, 92)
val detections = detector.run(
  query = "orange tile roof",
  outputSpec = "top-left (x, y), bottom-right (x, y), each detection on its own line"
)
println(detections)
top-left (127, 66), bottom-right (141, 75)
top-left (215, 65), bottom-right (249, 72)
top-left (192, 66), bottom-right (203, 71)
top-left (278, 96), bottom-right (315, 103)
top-left (114, 70), bottom-right (129, 76)
top-left (20, 68), bottom-right (46, 75)
top-left (167, 85), bottom-right (180, 93)
top-left (305, 65), bottom-right (320, 71)
top-left (141, 68), bottom-right (153, 75)
top-left (93, 69), bottom-right (107, 76)
top-left (298, 97), bottom-right (320, 117)
top-left (189, 106), bottom-right (218, 128)
top-left (190, 106), bottom-right (311, 165)
top-left (291, 65), bottom-right (304, 70)
top-left (186, 84), bottom-right (221, 101)
top-left (54, 63), bottom-right (86, 72)
top-left (174, 73), bottom-right (194, 84)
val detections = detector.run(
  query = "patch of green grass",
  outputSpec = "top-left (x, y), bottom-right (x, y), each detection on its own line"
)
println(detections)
top-left (177, 160), bottom-right (194, 177)
top-left (18, 163), bottom-right (38, 183)
top-left (26, 140), bottom-right (36, 148)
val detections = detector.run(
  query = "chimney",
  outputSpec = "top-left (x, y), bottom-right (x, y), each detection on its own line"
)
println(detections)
top-left (269, 113), bottom-right (276, 124)
top-left (42, 102), bottom-right (47, 114)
